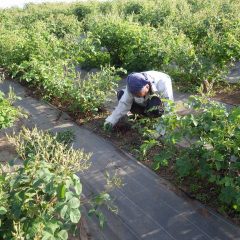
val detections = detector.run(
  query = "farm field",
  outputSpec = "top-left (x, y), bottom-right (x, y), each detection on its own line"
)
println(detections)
top-left (0, 0), bottom-right (240, 239)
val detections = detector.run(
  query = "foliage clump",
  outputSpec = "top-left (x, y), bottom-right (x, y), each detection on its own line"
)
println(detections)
top-left (0, 127), bottom-right (91, 240)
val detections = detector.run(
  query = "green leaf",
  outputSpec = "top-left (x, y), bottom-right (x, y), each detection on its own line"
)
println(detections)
top-left (176, 156), bottom-right (193, 177)
top-left (215, 162), bottom-right (222, 171)
top-left (0, 207), bottom-right (7, 215)
top-left (58, 184), bottom-right (66, 199)
top-left (42, 232), bottom-right (55, 240)
top-left (60, 205), bottom-right (68, 219)
top-left (45, 221), bottom-right (60, 235)
top-left (74, 180), bottom-right (82, 195)
top-left (152, 161), bottom-right (160, 170)
top-left (70, 209), bottom-right (81, 223)
top-left (57, 230), bottom-right (68, 240)
top-left (153, 152), bottom-right (171, 168)
top-left (95, 210), bottom-right (105, 228)
top-left (65, 191), bottom-right (73, 201)
top-left (190, 114), bottom-right (198, 127)
top-left (93, 193), bottom-right (110, 205)
top-left (68, 197), bottom-right (80, 209)
top-left (72, 174), bottom-right (82, 195)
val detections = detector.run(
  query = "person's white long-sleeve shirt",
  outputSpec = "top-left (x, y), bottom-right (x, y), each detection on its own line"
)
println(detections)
top-left (105, 71), bottom-right (174, 126)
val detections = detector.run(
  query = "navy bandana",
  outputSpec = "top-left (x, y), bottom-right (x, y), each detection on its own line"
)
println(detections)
top-left (127, 73), bottom-right (149, 94)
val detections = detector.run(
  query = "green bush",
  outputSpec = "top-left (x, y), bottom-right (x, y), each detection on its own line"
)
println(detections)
top-left (86, 16), bottom-right (162, 70)
top-left (156, 96), bottom-right (240, 211)
top-left (1, 0), bottom-right (240, 96)
top-left (117, 0), bottom-right (240, 88)
top-left (0, 18), bottom-right (82, 99)
top-left (76, 33), bottom-right (111, 69)
top-left (73, 3), bottom-right (94, 22)
top-left (44, 14), bottom-right (82, 39)
top-left (0, 90), bottom-right (21, 130)
top-left (68, 66), bottom-right (126, 113)
top-left (0, 28), bottom-right (29, 68)
top-left (137, 0), bottom-right (176, 27)
top-left (168, 0), bottom-right (240, 85)
top-left (0, 9), bottom-right (124, 115)
top-left (87, 15), bottom-right (196, 78)
top-left (123, 1), bottom-right (144, 15)
top-left (0, 127), bottom-right (91, 239)
top-left (98, 1), bottom-right (114, 15)
top-left (0, 19), bottom-right (78, 75)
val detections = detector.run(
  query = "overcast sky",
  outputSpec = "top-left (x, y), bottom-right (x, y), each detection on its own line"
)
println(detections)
top-left (0, 0), bottom-right (83, 9)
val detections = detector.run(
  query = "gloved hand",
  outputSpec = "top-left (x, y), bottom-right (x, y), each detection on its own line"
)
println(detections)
top-left (103, 122), bottom-right (113, 132)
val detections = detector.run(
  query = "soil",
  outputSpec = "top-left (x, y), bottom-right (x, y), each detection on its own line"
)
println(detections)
top-left (0, 136), bottom-right (17, 164)
top-left (213, 83), bottom-right (240, 105)
top-left (69, 217), bottom-right (91, 240)
top-left (214, 89), bottom-right (240, 105)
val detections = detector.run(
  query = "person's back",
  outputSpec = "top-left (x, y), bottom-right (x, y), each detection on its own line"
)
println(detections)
top-left (103, 71), bottom-right (174, 131)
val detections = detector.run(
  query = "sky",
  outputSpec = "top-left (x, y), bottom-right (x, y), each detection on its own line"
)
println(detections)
top-left (0, 0), bottom-right (83, 9)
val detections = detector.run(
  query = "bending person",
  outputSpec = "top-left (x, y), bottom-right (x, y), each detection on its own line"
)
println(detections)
top-left (104, 71), bottom-right (174, 131)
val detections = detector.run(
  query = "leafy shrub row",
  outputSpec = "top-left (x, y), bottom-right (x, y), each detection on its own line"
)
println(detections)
top-left (0, 11), bottom-right (124, 114)
top-left (1, 0), bottom-right (239, 92)
top-left (0, 89), bottom-right (21, 130)
top-left (76, 0), bottom-right (240, 89)
top-left (0, 127), bottom-right (91, 239)
top-left (86, 16), bottom-right (196, 75)
top-left (154, 96), bottom-right (240, 212)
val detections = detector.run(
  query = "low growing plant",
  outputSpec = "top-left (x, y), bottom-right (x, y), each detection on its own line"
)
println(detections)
top-left (0, 127), bottom-right (92, 239)
top-left (68, 66), bottom-right (126, 114)
top-left (0, 89), bottom-right (22, 130)
top-left (154, 95), bottom-right (240, 212)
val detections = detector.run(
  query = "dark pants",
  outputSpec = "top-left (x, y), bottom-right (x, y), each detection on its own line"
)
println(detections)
top-left (117, 90), bottom-right (164, 118)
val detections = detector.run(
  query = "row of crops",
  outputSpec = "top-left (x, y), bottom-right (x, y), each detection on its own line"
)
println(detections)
top-left (1, 0), bottom-right (240, 100)
top-left (0, 83), bottom-right (90, 239)
top-left (0, 93), bottom-right (16, 129)
top-left (0, 88), bottom-right (117, 239)
top-left (0, 127), bottom-right (91, 240)
top-left (133, 96), bottom-right (240, 216)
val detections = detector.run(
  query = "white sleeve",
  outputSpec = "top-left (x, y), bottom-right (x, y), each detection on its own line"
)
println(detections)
top-left (144, 71), bottom-right (174, 101)
top-left (105, 88), bottom-right (133, 126)
top-left (156, 75), bottom-right (174, 101)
